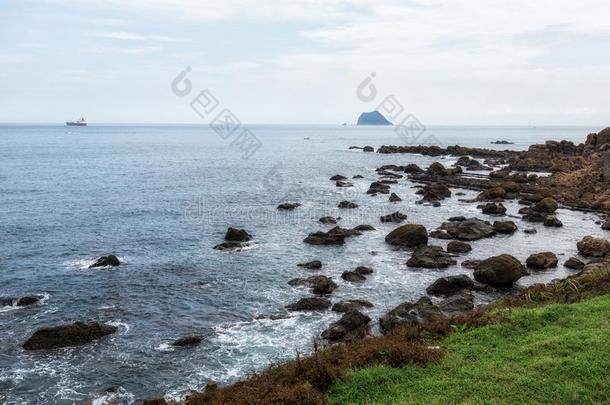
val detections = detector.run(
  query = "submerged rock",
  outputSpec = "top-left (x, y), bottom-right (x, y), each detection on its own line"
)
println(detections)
top-left (89, 255), bottom-right (120, 268)
top-left (426, 275), bottom-right (475, 296)
top-left (17, 296), bottom-right (40, 307)
top-left (446, 241), bottom-right (472, 253)
top-left (331, 299), bottom-right (374, 313)
top-left (23, 322), bottom-right (117, 350)
top-left (319, 216), bottom-right (338, 224)
top-left (285, 297), bottom-right (331, 311)
top-left (171, 335), bottom-right (202, 347)
top-left (288, 275), bottom-right (337, 295)
top-left (277, 202), bottom-right (302, 210)
top-left (321, 310), bottom-right (371, 342)
top-left (297, 260), bottom-right (322, 270)
top-left (329, 174), bottom-right (347, 181)
top-left (380, 211), bottom-right (407, 223)
top-left (385, 224), bottom-right (428, 247)
top-left (474, 254), bottom-right (527, 287)
top-left (526, 252), bottom-right (558, 269)
top-left (353, 224), bottom-right (376, 231)
top-left (389, 192), bottom-right (402, 202)
top-left (337, 200), bottom-right (359, 209)
top-left (406, 245), bottom-right (457, 269)
top-left (341, 271), bottom-right (366, 282)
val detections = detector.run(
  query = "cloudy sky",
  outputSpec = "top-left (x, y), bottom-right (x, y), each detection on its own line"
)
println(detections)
top-left (1, 0), bottom-right (609, 125)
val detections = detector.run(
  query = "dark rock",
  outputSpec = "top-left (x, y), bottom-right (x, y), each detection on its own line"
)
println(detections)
top-left (389, 192), bottom-right (402, 202)
top-left (16, 296), bottom-right (40, 307)
top-left (353, 224), bottom-right (376, 231)
top-left (213, 241), bottom-right (248, 250)
top-left (577, 236), bottom-right (610, 257)
top-left (404, 164), bottom-right (424, 173)
top-left (544, 216), bottom-right (563, 227)
top-left (449, 216), bottom-right (466, 222)
top-left (330, 175), bottom-right (347, 181)
top-left (171, 335), bottom-right (202, 347)
top-left (564, 257), bottom-right (585, 270)
top-left (406, 245), bottom-right (457, 268)
top-left (426, 275), bottom-right (475, 295)
top-left (427, 162), bottom-right (448, 176)
top-left (461, 259), bottom-right (481, 269)
top-left (479, 202), bottom-right (506, 215)
top-left (474, 254), bottom-right (527, 287)
top-left (526, 252), bottom-right (558, 269)
top-left (89, 255), bottom-right (120, 268)
top-left (363, 146), bottom-right (375, 152)
top-left (417, 183), bottom-right (451, 202)
top-left (336, 180), bottom-right (354, 187)
top-left (367, 181), bottom-right (391, 194)
top-left (277, 202), bottom-right (302, 210)
top-left (22, 322), bottom-right (117, 350)
top-left (341, 271), bottom-right (366, 282)
top-left (303, 230), bottom-right (344, 245)
top-left (143, 398), bottom-right (168, 405)
top-left (380, 211), bottom-right (407, 223)
top-left (288, 275), bottom-right (337, 294)
top-left (439, 292), bottom-right (474, 315)
top-left (385, 224), bottom-right (428, 247)
top-left (319, 216), bottom-right (338, 224)
top-left (380, 297), bottom-right (445, 333)
top-left (446, 241), bottom-right (472, 253)
top-left (493, 220), bottom-right (517, 234)
top-left (523, 228), bottom-right (537, 234)
top-left (224, 227), bottom-right (252, 242)
top-left (285, 297), bottom-right (331, 311)
top-left (321, 310), bottom-right (371, 342)
top-left (354, 266), bottom-right (374, 275)
top-left (0, 297), bottom-right (15, 307)
top-left (353, 174), bottom-right (364, 179)
top-left (477, 187), bottom-right (506, 200)
top-left (533, 197), bottom-right (558, 213)
top-left (297, 260), bottom-right (322, 270)
top-left (331, 299), bottom-right (374, 313)
top-left (338, 200), bottom-right (359, 209)
top-left (435, 218), bottom-right (495, 241)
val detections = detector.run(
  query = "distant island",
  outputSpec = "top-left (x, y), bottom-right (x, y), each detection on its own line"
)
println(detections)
top-left (491, 140), bottom-right (514, 144)
top-left (357, 110), bottom-right (392, 125)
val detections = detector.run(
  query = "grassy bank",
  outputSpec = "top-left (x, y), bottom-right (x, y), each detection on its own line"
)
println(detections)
top-left (327, 293), bottom-right (610, 404)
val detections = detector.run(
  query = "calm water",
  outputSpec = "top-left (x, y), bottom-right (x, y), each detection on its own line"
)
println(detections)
top-left (0, 124), bottom-right (606, 403)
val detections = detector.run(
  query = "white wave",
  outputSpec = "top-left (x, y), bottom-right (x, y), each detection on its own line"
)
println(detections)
top-left (91, 386), bottom-right (135, 405)
top-left (63, 256), bottom-right (127, 271)
top-left (107, 320), bottom-right (130, 333)
top-left (154, 342), bottom-right (175, 352)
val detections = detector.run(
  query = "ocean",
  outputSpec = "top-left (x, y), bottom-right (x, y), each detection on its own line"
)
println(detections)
top-left (0, 124), bottom-right (606, 403)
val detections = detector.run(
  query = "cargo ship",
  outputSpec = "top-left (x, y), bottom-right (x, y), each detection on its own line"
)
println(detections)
top-left (66, 117), bottom-right (87, 126)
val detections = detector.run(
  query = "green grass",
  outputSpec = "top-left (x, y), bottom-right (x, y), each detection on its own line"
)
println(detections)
top-left (327, 294), bottom-right (610, 405)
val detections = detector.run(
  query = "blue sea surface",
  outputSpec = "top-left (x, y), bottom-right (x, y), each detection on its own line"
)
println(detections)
top-left (0, 124), bottom-right (605, 403)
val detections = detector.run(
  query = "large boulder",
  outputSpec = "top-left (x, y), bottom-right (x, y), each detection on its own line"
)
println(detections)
top-left (341, 271), bottom-right (367, 282)
top-left (285, 297), bottom-right (331, 311)
top-left (288, 275), bottom-right (337, 294)
top-left (438, 292), bottom-right (474, 315)
top-left (474, 254), bottom-right (527, 287)
top-left (380, 211), bottom-right (407, 223)
top-left (321, 310), bottom-right (371, 342)
top-left (493, 220), bottom-right (517, 234)
top-left (426, 275), bottom-right (475, 296)
top-left (577, 236), bottom-right (610, 257)
top-left (23, 322), bottom-right (117, 350)
top-left (385, 224), bottom-right (428, 247)
top-left (479, 202), bottom-right (506, 215)
top-left (367, 182), bottom-right (391, 194)
top-left (564, 257), bottom-right (585, 270)
top-left (89, 255), bottom-right (120, 268)
top-left (417, 183), bottom-right (451, 202)
top-left (380, 297), bottom-right (444, 333)
top-left (224, 228), bottom-right (252, 242)
top-left (427, 162), bottom-right (448, 176)
top-left (446, 241), bottom-right (472, 253)
top-left (17, 296), bottom-right (40, 307)
top-left (406, 246), bottom-right (457, 268)
top-left (526, 252), bottom-right (558, 269)
top-left (171, 335), bottom-right (202, 347)
top-left (434, 218), bottom-right (495, 241)
top-left (533, 197), bottom-right (558, 214)
top-left (331, 299), bottom-right (374, 313)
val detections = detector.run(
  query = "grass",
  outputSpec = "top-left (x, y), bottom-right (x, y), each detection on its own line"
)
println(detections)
top-left (327, 294), bottom-right (610, 405)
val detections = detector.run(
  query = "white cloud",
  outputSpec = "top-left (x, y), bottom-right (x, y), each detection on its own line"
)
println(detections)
top-left (88, 46), bottom-right (162, 55)
top-left (95, 31), bottom-right (175, 42)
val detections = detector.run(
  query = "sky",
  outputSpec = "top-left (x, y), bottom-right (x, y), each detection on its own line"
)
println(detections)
top-left (1, 0), bottom-right (610, 125)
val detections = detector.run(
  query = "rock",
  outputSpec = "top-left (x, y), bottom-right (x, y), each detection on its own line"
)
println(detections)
top-left (16, 296), bottom-right (40, 307)
top-left (367, 181), bottom-right (391, 194)
top-left (461, 259), bottom-right (481, 269)
top-left (0, 297), bottom-right (15, 307)
top-left (363, 146), bottom-right (375, 152)
top-left (338, 200), bottom-right (358, 209)
top-left (544, 216), bottom-right (563, 227)
top-left (353, 174), bottom-right (364, 179)
top-left (439, 292), bottom-right (474, 315)
top-left (321, 310), bottom-right (371, 342)
top-left (533, 197), bottom-right (558, 213)
top-left (523, 228), bottom-right (537, 234)
top-left (380, 211), bottom-right (407, 223)
top-left (577, 236), bottom-right (610, 257)
top-left (493, 220), bottom-right (518, 234)
top-left (330, 175), bottom-right (347, 181)
top-left (89, 255), bottom-right (120, 268)
top-left (427, 162), bottom-right (448, 176)
top-left (389, 192), bottom-right (402, 202)
top-left (446, 241), bottom-right (472, 253)
top-left (417, 182), bottom-right (451, 202)
top-left (380, 297), bottom-right (445, 333)
top-left (407, 245), bottom-right (457, 268)
top-left (213, 241), bottom-right (248, 250)
top-left (288, 275), bottom-right (337, 294)
top-left (22, 322), bottom-right (117, 350)
top-left (303, 230), bottom-right (344, 245)
top-left (479, 202), bottom-right (507, 215)
top-left (354, 266), bottom-right (374, 275)
top-left (385, 224), bottom-right (428, 247)
top-left (224, 228), bottom-right (252, 242)
top-left (404, 163), bottom-right (424, 173)
top-left (473, 254), bottom-right (527, 287)
top-left (449, 216), bottom-right (466, 222)
top-left (336, 180), bottom-right (353, 187)
top-left (297, 260), bottom-right (322, 270)
top-left (277, 202), bottom-right (301, 210)
top-left (319, 216), bottom-right (338, 224)
top-left (477, 187), bottom-right (506, 200)
top-left (143, 398), bottom-right (168, 405)
top-left (426, 275), bottom-right (475, 296)
top-left (491, 140), bottom-right (514, 144)
top-left (285, 297), bottom-right (331, 311)
top-left (353, 224), bottom-right (376, 231)
top-left (526, 252), bottom-right (558, 269)
top-left (331, 299), bottom-right (374, 313)
top-left (171, 335), bottom-right (202, 347)
top-left (601, 219), bottom-right (610, 230)
top-left (341, 271), bottom-right (367, 282)
top-left (357, 111), bottom-right (392, 125)
top-left (435, 218), bottom-right (495, 241)
top-left (564, 257), bottom-right (585, 270)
